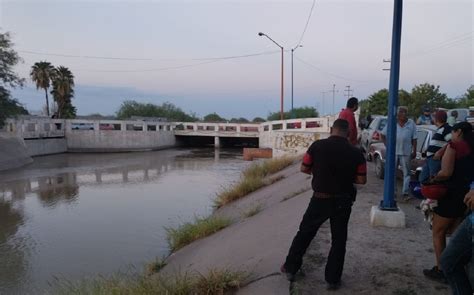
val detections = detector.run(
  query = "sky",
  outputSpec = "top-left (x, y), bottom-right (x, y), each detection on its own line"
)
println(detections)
top-left (1, 0), bottom-right (473, 119)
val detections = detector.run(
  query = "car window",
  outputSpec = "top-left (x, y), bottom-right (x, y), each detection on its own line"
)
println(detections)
top-left (377, 118), bottom-right (387, 131)
top-left (458, 110), bottom-right (468, 121)
top-left (368, 118), bottom-right (379, 130)
top-left (416, 130), bottom-right (428, 152)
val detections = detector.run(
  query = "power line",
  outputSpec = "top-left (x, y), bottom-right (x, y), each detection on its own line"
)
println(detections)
top-left (192, 50), bottom-right (279, 60)
top-left (295, 0), bottom-right (316, 47)
top-left (18, 49), bottom-right (280, 62)
top-left (403, 31), bottom-right (473, 58)
top-left (295, 56), bottom-right (373, 83)
top-left (64, 51), bottom-right (280, 73)
top-left (18, 50), bottom-right (153, 61)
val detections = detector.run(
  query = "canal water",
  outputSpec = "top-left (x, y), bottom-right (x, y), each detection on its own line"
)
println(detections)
top-left (0, 148), bottom-right (249, 294)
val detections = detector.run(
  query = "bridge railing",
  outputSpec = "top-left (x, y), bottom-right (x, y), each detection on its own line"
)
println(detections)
top-left (65, 119), bottom-right (174, 132)
top-left (4, 118), bottom-right (66, 139)
top-left (260, 117), bottom-right (331, 133)
top-left (173, 122), bottom-right (260, 135)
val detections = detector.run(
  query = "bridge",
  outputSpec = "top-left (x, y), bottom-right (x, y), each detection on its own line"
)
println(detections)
top-left (1, 116), bottom-right (335, 158)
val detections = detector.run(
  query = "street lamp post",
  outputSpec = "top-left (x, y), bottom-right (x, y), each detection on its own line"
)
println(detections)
top-left (258, 32), bottom-right (284, 121)
top-left (291, 45), bottom-right (303, 118)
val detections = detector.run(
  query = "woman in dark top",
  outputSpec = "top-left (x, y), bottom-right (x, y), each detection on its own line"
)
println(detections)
top-left (423, 122), bottom-right (474, 282)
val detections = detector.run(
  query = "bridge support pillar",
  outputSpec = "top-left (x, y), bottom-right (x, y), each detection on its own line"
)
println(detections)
top-left (214, 136), bottom-right (220, 149)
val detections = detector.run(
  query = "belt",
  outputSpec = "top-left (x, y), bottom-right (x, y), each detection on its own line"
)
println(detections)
top-left (313, 192), bottom-right (350, 199)
top-left (313, 192), bottom-right (333, 198)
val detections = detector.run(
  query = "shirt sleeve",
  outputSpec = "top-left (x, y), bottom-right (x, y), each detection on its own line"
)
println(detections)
top-left (302, 143), bottom-right (316, 167)
top-left (302, 152), bottom-right (313, 167)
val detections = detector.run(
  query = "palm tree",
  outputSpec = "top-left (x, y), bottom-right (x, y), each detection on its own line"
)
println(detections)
top-left (51, 66), bottom-right (75, 118)
top-left (30, 61), bottom-right (55, 116)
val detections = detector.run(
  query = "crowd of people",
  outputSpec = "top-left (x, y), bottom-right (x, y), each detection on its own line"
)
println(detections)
top-left (280, 97), bottom-right (473, 294)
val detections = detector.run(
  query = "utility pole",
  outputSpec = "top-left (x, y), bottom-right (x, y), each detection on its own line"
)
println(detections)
top-left (383, 59), bottom-right (391, 71)
top-left (328, 84), bottom-right (338, 115)
top-left (291, 45), bottom-right (303, 118)
top-left (321, 91), bottom-right (327, 115)
top-left (344, 85), bottom-right (353, 99)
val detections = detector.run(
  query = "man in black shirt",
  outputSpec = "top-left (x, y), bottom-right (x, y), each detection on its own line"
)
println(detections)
top-left (281, 119), bottom-right (367, 289)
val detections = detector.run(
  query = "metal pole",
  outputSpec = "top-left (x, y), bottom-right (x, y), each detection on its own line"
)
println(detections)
top-left (281, 47), bottom-right (284, 121)
top-left (321, 92), bottom-right (326, 115)
top-left (291, 49), bottom-right (294, 119)
top-left (332, 84), bottom-right (336, 115)
top-left (381, 0), bottom-right (403, 210)
top-left (257, 32), bottom-right (285, 121)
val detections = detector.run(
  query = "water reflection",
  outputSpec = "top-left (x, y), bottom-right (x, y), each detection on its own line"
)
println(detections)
top-left (0, 199), bottom-right (28, 292)
top-left (0, 148), bottom-right (246, 293)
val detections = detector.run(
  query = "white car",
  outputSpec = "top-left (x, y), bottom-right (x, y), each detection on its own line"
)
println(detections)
top-left (360, 116), bottom-right (387, 158)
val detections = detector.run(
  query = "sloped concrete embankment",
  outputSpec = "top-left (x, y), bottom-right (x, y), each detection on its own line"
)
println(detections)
top-left (161, 162), bottom-right (450, 295)
top-left (0, 134), bottom-right (33, 171)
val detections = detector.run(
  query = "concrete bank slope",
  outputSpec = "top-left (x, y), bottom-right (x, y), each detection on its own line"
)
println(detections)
top-left (0, 134), bottom-right (33, 171)
top-left (162, 162), bottom-right (449, 295)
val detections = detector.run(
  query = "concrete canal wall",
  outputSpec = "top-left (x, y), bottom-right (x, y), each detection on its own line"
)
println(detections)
top-left (0, 134), bottom-right (33, 171)
top-left (24, 138), bottom-right (68, 156)
top-left (64, 120), bottom-right (176, 152)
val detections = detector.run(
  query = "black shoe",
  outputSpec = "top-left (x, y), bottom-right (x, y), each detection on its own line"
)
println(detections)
top-left (423, 266), bottom-right (447, 283)
top-left (326, 280), bottom-right (341, 290)
top-left (280, 264), bottom-right (296, 282)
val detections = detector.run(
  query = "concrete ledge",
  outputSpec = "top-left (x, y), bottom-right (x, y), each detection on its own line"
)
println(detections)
top-left (243, 148), bottom-right (273, 161)
top-left (370, 205), bottom-right (406, 228)
top-left (0, 134), bottom-right (33, 171)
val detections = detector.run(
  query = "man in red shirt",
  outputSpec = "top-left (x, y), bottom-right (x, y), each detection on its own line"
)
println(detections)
top-left (338, 97), bottom-right (359, 146)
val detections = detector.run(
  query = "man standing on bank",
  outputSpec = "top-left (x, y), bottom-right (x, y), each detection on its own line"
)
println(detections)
top-left (338, 97), bottom-right (359, 146)
top-left (381, 106), bottom-right (417, 200)
top-left (281, 119), bottom-right (367, 290)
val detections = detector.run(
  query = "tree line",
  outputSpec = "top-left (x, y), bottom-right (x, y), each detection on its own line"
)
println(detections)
top-left (359, 83), bottom-right (473, 120)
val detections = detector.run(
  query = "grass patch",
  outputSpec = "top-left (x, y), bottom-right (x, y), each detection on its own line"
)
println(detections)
top-left (214, 156), bottom-right (295, 209)
top-left (53, 268), bottom-right (248, 295)
top-left (145, 256), bottom-right (167, 276)
top-left (242, 204), bottom-right (263, 218)
top-left (165, 216), bottom-right (232, 252)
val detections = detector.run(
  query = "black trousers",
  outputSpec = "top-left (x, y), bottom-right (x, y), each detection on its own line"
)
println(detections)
top-left (284, 195), bottom-right (353, 284)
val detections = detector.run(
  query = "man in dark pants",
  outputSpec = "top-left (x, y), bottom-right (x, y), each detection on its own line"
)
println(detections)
top-left (281, 119), bottom-right (367, 290)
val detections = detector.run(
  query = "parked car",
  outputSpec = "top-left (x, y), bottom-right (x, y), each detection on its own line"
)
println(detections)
top-left (447, 108), bottom-right (469, 122)
top-left (71, 123), bottom-right (94, 130)
top-left (368, 125), bottom-right (436, 179)
top-left (359, 116), bottom-right (387, 156)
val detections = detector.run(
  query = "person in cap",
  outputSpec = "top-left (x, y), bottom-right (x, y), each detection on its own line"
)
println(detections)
top-left (447, 110), bottom-right (458, 127)
top-left (466, 106), bottom-right (474, 127)
top-left (419, 110), bottom-right (452, 183)
top-left (417, 106), bottom-right (434, 125)
top-left (280, 119), bottom-right (367, 290)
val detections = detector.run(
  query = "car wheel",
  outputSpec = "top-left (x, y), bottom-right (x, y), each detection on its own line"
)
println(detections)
top-left (375, 156), bottom-right (384, 179)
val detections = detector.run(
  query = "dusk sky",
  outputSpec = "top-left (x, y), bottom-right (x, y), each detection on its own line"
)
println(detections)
top-left (1, 0), bottom-right (473, 119)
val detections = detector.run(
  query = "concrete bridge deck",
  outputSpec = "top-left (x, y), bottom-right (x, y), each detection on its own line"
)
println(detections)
top-left (1, 116), bottom-right (335, 160)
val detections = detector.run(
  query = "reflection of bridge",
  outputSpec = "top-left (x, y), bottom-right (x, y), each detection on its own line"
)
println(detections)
top-left (0, 150), bottom-right (226, 203)
top-left (3, 116), bottom-right (334, 157)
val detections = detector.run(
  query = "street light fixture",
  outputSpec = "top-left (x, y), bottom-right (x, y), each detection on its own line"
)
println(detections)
top-left (291, 44), bottom-right (303, 118)
top-left (258, 32), bottom-right (284, 121)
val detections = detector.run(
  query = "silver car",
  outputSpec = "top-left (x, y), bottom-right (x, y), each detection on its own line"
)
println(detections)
top-left (360, 116), bottom-right (387, 158)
